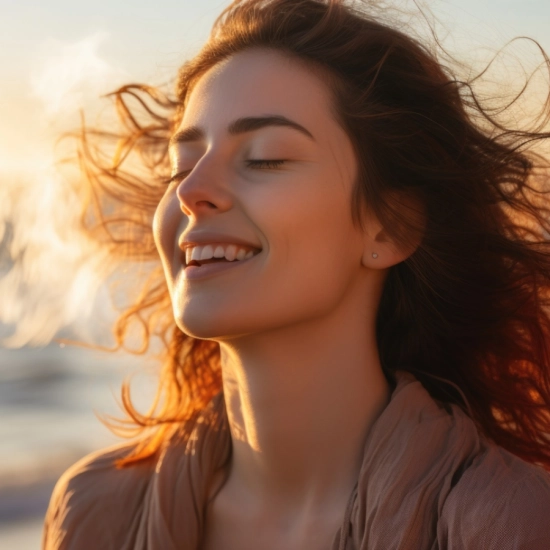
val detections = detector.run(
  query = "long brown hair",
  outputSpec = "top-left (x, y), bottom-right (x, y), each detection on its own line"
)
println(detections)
top-left (77, 0), bottom-right (550, 470)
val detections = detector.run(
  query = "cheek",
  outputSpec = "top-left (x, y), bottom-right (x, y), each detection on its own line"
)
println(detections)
top-left (263, 181), bottom-right (348, 255)
top-left (261, 184), bottom-right (353, 290)
top-left (152, 193), bottom-right (182, 278)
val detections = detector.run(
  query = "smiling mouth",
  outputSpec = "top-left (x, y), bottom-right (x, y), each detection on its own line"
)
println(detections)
top-left (182, 250), bottom-right (262, 268)
top-left (187, 257), bottom-right (236, 267)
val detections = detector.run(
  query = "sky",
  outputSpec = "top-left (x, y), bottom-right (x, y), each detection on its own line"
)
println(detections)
top-left (0, 0), bottom-right (549, 347)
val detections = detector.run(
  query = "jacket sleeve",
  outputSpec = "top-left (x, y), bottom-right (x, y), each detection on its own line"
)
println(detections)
top-left (437, 451), bottom-right (550, 550)
top-left (42, 442), bottom-right (151, 550)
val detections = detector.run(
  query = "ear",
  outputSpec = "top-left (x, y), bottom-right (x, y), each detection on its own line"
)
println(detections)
top-left (360, 192), bottom-right (425, 269)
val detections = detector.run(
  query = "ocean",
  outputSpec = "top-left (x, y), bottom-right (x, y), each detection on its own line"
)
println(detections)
top-left (0, 343), bottom-right (157, 549)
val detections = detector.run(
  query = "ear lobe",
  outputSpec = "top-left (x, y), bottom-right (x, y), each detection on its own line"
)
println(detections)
top-left (361, 192), bottom-right (425, 269)
top-left (361, 229), bottom-right (406, 269)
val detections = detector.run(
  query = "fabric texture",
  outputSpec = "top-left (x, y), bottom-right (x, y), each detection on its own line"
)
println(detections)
top-left (42, 370), bottom-right (550, 549)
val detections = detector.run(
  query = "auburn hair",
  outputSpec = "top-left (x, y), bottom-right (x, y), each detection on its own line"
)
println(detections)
top-left (75, 0), bottom-right (550, 470)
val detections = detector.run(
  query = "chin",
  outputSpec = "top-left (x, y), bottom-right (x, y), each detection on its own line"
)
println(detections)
top-left (174, 310), bottom-right (238, 341)
top-left (174, 306), bottom-right (268, 342)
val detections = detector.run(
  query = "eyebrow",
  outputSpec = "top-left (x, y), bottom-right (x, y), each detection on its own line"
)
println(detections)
top-left (168, 115), bottom-right (315, 148)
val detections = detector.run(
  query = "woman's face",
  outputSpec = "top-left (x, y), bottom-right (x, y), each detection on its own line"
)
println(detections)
top-left (153, 48), bottom-right (370, 340)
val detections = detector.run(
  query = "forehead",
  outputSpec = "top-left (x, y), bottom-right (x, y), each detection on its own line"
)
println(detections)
top-left (181, 48), bottom-right (335, 129)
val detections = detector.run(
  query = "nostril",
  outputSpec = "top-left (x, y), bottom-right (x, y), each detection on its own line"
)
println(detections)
top-left (196, 200), bottom-right (217, 209)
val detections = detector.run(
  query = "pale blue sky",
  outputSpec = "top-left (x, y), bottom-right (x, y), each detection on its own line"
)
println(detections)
top-left (2, 0), bottom-right (549, 82)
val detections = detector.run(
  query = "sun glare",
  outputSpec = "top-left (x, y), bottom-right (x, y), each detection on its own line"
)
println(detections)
top-left (0, 33), bottom-right (128, 348)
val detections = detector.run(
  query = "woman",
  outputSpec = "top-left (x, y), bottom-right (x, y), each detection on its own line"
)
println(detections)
top-left (43, 0), bottom-right (550, 548)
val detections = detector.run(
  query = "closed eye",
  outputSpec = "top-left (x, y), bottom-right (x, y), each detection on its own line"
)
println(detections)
top-left (164, 159), bottom-right (286, 185)
top-left (163, 170), bottom-right (191, 186)
top-left (246, 159), bottom-right (286, 169)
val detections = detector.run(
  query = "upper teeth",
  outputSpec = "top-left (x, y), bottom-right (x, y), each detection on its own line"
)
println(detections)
top-left (186, 243), bottom-right (257, 265)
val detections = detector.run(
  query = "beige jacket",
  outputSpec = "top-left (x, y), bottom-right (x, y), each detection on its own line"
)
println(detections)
top-left (42, 370), bottom-right (550, 549)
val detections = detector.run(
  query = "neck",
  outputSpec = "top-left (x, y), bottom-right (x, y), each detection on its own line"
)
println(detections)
top-left (216, 291), bottom-right (391, 521)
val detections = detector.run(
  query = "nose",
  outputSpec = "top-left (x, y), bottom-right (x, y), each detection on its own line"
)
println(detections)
top-left (176, 152), bottom-right (233, 217)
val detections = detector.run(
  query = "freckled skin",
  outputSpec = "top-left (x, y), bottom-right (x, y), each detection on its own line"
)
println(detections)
top-left (153, 48), bottom-right (420, 547)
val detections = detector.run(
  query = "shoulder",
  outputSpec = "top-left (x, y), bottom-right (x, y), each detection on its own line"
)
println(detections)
top-left (42, 440), bottom-right (155, 550)
top-left (439, 443), bottom-right (550, 549)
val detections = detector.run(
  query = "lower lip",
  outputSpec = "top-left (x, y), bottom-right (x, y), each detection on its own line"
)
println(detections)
top-left (182, 253), bottom-right (259, 280)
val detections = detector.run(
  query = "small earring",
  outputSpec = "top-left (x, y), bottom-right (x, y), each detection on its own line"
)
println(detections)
top-left (372, 253), bottom-right (378, 259)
